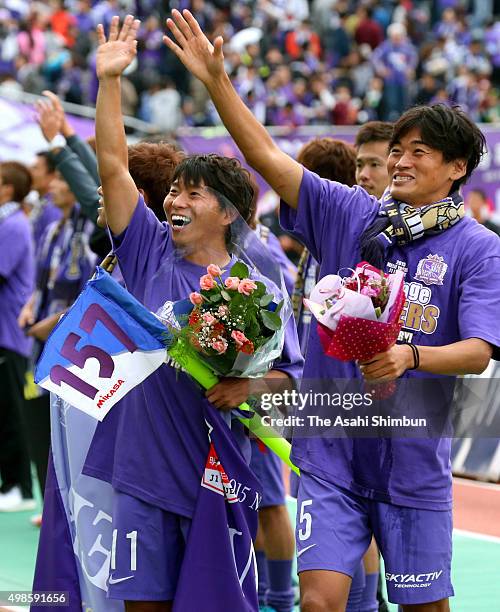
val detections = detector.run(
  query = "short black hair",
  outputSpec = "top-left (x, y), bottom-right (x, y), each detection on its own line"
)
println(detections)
top-left (297, 138), bottom-right (357, 185)
top-left (0, 161), bottom-right (32, 202)
top-left (36, 150), bottom-right (57, 174)
top-left (171, 154), bottom-right (256, 225)
top-left (128, 141), bottom-right (184, 220)
top-left (355, 121), bottom-right (393, 149)
top-left (390, 104), bottom-right (486, 193)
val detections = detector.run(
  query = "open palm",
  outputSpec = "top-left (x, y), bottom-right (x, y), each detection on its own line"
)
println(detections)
top-left (164, 9), bottom-right (225, 85)
top-left (96, 15), bottom-right (141, 79)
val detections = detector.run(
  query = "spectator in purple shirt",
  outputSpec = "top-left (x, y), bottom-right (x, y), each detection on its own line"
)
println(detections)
top-left (0, 161), bottom-right (36, 512)
top-left (371, 22), bottom-right (418, 121)
top-left (75, 0), bottom-right (95, 34)
top-left (28, 151), bottom-right (62, 250)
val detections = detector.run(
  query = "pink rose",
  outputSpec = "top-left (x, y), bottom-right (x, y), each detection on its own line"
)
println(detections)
top-left (200, 274), bottom-right (215, 290)
top-left (224, 276), bottom-right (240, 290)
top-left (207, 264), bottom-right (223, 277)
top-left (238, 278), bottom-right (258, 296)
top-left (231, 330), bottom-right (249, 347)
top-left (189, 292), bottom-right (203, 305)
top-left (202, 313), bottom-right (216, 324)
top-left (217, 305), bottom-right (229, 316)
top-left (360, 286), bottom-right (379, 298)
top-left (212, 338), bottom-right (228, 354)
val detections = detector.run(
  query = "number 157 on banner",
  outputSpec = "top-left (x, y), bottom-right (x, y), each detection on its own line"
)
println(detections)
top-left (35, 268), bottom-right (170, 421)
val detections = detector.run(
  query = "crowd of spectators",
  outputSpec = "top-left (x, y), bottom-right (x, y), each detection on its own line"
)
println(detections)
top-left (0, 0), bottom-right (499, 129)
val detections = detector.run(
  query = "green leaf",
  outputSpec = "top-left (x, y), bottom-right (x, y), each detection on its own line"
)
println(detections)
top-left (221, 290), bottom-right (231, 301)
top-left (260, 310), bottom-right (282, 331)
top-left (275, 299), bottom-right (284, 313)
top-left (229, 262), bottom-right (249, 278)
top-left (259, 294), bottom-right (274, 307)
top-left (210, 293), bottom-right (221, 303)
top-left (253, 281), bottom-right (267, 298)
top-left (229, 293), bottom-right (245, 308)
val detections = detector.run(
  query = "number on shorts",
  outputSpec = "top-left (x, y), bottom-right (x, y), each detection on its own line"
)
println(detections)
top-left (298, 499), bottom-right (313, 541)
top-left (110, 529), bottom-right (138, 571)
top-left (126, 530), bottom-right (137, 571)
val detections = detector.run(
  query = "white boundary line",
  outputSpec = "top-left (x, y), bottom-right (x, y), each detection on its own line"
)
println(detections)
top-left (454, 528), bottom-right (500, 544)
top-left (453, 477), bottom-right (500, 491)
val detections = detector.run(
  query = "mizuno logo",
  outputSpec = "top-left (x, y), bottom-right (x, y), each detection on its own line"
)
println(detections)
top-left (108, 574), bottom-right (134, 585)
top-left (297, 544), bottom-right (317, 558)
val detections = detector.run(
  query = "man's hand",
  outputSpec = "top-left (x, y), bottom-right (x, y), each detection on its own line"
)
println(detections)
top-left (359, 344), bottom-right (414, 383)
top-left (35, 97), bottom-right (63, 142)
top-left (164, 9), bottom-right (225, 86)
top-left (42, 90), bottom-right (75, 138)
top-left (206, 377), bottom-right (251, 412)
top-left (18, 302), bottom-right (35, 329)
top-left (26, 312), bottom-right (64, 341)
top-left (96, 14), bottom-right (141, 80)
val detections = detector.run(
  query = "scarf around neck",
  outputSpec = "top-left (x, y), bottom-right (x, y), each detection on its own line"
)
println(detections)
top-left (0, 201), bottom-right (20, 223)
top-left (360, 190), bottom-right (464, 269)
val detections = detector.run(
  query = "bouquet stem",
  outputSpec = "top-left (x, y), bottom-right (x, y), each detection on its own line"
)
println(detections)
top-left (167, 339), bottom-right (300, 476)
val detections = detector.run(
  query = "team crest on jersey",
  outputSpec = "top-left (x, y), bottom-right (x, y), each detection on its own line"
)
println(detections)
top-left (415, 254), bottom-right (447, 286)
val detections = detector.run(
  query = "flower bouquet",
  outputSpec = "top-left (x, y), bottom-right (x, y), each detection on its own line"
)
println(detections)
top-left (157, 261), bottom-right (299, 474)
top-left (304, 261), bottom-right (406, 362)
top-left (161, 261), bottom-right (285, 377)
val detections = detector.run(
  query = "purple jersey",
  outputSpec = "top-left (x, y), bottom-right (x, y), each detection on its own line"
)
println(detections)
top-left (280, 169), bottom-right (500, 510)
top-left (84, 196), bottom-right (303, 517)
top-left (0, 209), bottom-right (34, 357)
top-left (31, 195), bottom-right (63, 251)
top-left (34, 206), bottom-right (96, 323)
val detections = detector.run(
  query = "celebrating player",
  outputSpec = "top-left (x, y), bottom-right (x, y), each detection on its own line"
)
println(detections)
top-left (93, 16), bottom-right (303, 610)
top-left (163, 9), bottom-right (500, 612)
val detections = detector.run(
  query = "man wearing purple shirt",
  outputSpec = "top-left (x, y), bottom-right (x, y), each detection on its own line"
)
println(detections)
top-left (371, 23), bottom-right (418, 121)
top-left (165, 10), bottom-right (500, 611)
top-left (0, 162), bottom-right (36, 512)
top-left (29, 151), bottom-right (63, 250)
top-left (93, 16), bottom-right (303, 609)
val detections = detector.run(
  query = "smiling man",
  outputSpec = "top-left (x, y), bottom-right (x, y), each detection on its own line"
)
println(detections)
top-left (93, 16), bottom-right (303, 611)
top-left (355, 121), bottom-right (393, 200)
top-left (163, 9), bottom-right (500, 612)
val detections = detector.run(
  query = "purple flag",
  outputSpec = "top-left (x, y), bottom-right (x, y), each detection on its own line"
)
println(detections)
top-left (31, 395), bottom-right (124, 612)
top-left (173, 403), bottom-right (262, 612)
top-left (31, 454), bottom-right (82, 611)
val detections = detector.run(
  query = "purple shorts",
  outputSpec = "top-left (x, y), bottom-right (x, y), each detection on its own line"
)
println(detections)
top-left (107, 490), bottom-right (191, 602)
top-left (250, 439), bottom-right (286, 508)
top-left (296, 471), bottom-right (454, 605)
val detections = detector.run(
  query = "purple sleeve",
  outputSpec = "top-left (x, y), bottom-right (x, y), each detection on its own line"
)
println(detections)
top-left (0, 218), bottom-right (29, 278)
top-left (279, 168), bottom-right (379, 265)
top-left (458, 231), bottom-right (500, 359)
top-left (34, 204), bottom-right (62, 249)
top-left (111, 195), bottom-right (170, 301)
top-left (371, 42), bottom-right (388, 72)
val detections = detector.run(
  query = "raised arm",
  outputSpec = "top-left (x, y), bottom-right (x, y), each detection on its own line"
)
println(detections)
top-left (42, 90), bottom-right (100, 184)
top-left (95, 15), bottom-right (141, 234)
top-left (36, 93), bottom-right (100, 223)
top-left (163, 9), bottom-right (303, 209)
